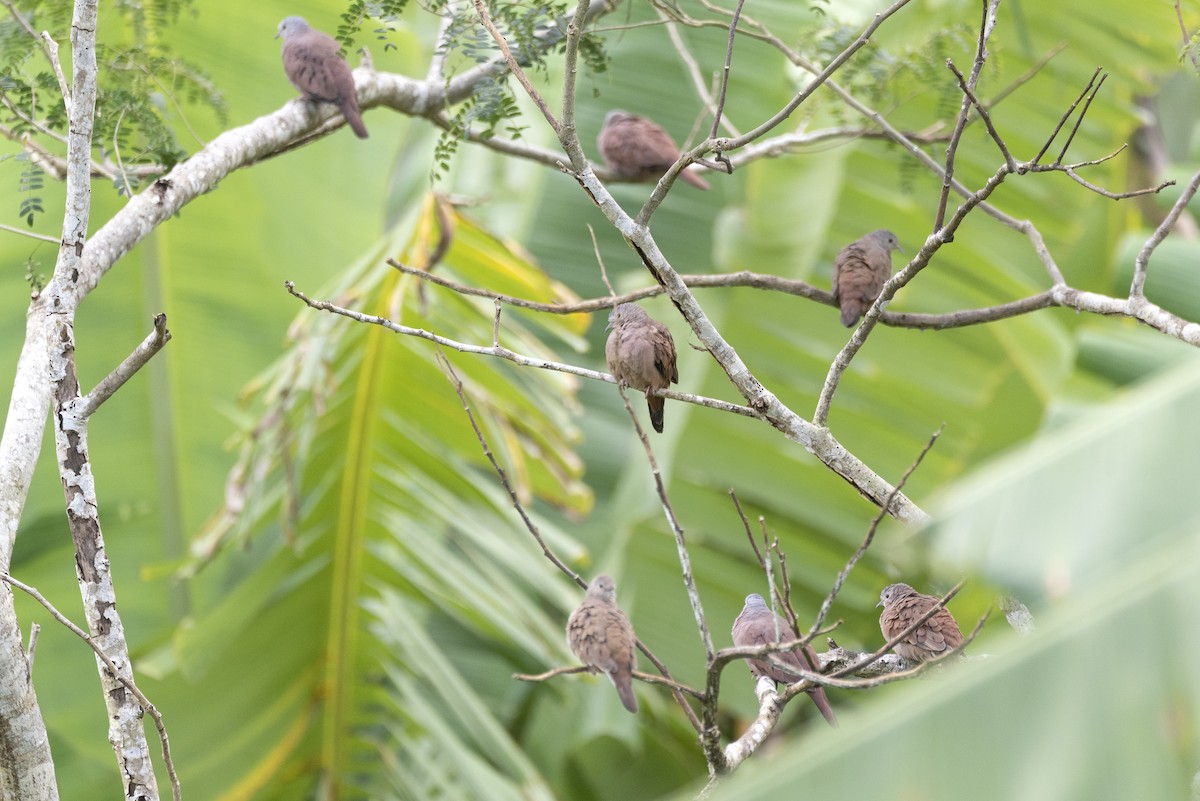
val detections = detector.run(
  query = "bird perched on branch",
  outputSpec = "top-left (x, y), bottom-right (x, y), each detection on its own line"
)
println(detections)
top-left (877, 583), bottom-right (964, 664)
top-left (605, 303), bottom-right (679, 434)
top-left (598, 110), bottom-right (711, 190)
top-left (731, 593), bottom-right (837, 726)
top-left (567, 575), bottom-right (639, 713)
top-left (832, 229), bottom-right (904, 326)
top-left (277, 16), bottom-right (369, 139)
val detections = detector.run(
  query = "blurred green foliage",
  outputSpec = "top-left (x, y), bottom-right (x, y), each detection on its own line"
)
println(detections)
top-left (1, 0), bottom-right (1198, 799)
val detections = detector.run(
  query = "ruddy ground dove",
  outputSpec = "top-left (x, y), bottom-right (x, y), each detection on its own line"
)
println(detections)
top-left (277, 16), bottom-right (369, 139)
top-left (877, 582), bottom-right (964, 664)
top-left (566, 574), bottom-right (639, 713)
top-left (605, 303), bottom-right (679, 434)
top-left (832, 229), bottom-right (903, 327)
top-left (598, 110), bottom-right (710, 190)
top-left (731, 594), bottom-right (837, 726)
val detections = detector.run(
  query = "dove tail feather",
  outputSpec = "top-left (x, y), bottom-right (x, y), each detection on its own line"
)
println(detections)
top-left (808, 687), bottom-right (837, 727)
top-left (341, 101), bottom-right (368, 139)
top-left (647, 395), bottom-right (665, 434)
top-left (612, 671), bottom-right (639, 713)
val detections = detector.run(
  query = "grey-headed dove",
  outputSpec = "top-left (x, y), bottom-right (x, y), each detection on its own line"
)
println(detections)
top-left (567, 574), bottom-right (639, 713)
top-left (831, 229), bottom-right (903, 327)
top-left (731, 593), bottom-right (837, 726)
top-left (598, 110), bottom-right (710, 190)
top-left (605, 303), bottom-right (679, 434)
top-left (277, 16), bottom-right (368, 139)
top-left (878, 582), bottom-right (964, 664)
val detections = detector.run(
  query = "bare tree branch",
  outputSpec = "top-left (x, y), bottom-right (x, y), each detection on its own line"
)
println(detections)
top-left (811, 426), bottom-right (944, 636)
top-left (288, 280), bottom-right (758, 418)
top-left (617, 385), bottom-right (714, 662)
top-left (0, 223), bottom-right (59, 244)
top-left (1131, 166), bottom-right (1200, 297)
top-left (472, 0), bottom-right (561, 134)
top-left (434, 352), bottom-right (704, 734)
top-left (77, 314), bottom-right (170, 417)
top-left (514, 664), bottom-right (706, 699)
top-left (1, 573), bottom-right (180, 801)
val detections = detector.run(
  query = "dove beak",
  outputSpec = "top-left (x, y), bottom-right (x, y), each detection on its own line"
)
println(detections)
top-left (876, 599), bottom-right (884, 608)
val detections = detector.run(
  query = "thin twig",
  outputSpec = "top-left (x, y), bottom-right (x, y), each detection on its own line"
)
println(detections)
top-left (428, 110), bottom-right (571, 170)
top-left (0, 223), bottom-right (59, 244)
top-left (435, 351), bottom-right (582, 584)
top-left (472, 0), bottom-right (561, 134)
top-left (1032, 68), bottom-right (1101, 165)
top-left (25, 622), bottom-right (38, 675)
top-left (1, 572), bottom-right (182, 801)
top-left (1055, 164), bottom-right (1171, 199)
top-left (288, 281), bottom-right (758, 419)
top-left (772, 540), bottom-right (798, 633)
top-left (946, 58), bottom-right (1015, 170)
top-left (390, 259), bottom-right (1063, 329)
top-left (1054, 72), bottom-right (1107, 165)
top-left (426, 0), bottom-right (459, 82)
top-left (437, 352), bottom-right (703, 733)
top-left (934, 0), bottom-right (1001, 230)
top-left (1178, 2), bottom-right (1200, 73)
top-left (987, 42), bottom-right (1068, 108)
top-left (657, 8), bottom-right (741, 137)
top-left (77, 313), bottom-right (171, 417)
top-left (0, 93), bottom-right (69, 145)
top-left (0, 0), bottom-right (72, 113)
top-left (1131, 166), bottom-right (1200, 297)
top-left (589, 224), bottom-right (618, 301)
top-left (716, 0), bottom-right (916, 152)
top-left (810, 425), bottom-right (944, 635)
top-left (708, 0), bottom-right (746, 148)
top-left (617, 385), bottom-right (714, 662)
top-left (758, 521), bottom-right (782, 641)
top-left (514, 665), bottom-right (706, 699)
top-left (639, 0), bottom-right (917, 226)
top-left (730, 489), bottom-right (764, 566)
top-left (1, 0), bottom-right (39, 40)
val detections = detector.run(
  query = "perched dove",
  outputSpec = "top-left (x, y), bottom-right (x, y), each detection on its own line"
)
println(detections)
top-left (567, 575), bottom-right (639, 713)
top-left (277, 16), bottom-right (368, 139)
top-left (605, 303), bottom-right (679, 434)
top-left (878, 583), bottom-right (964, 664)
top-left (731, 594), bottom-right (837, 726)
top-left (598, 110), bottom-right (710, 190)
top-left (831, 229), bottom-right (903, 327)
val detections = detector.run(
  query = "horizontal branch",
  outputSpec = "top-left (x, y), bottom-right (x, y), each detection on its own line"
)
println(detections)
top-left (392, 260), bottom-right (1060, 329)
top-left (513, 664), bottom-right (706, 700)
top-left (0, 222), bottom-right (59, 244)
top-left (285, 281), bottom-right (759, 419)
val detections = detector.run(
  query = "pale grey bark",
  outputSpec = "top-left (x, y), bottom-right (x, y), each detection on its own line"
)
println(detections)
top-left (0, 3), bottom-right (616, 796)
